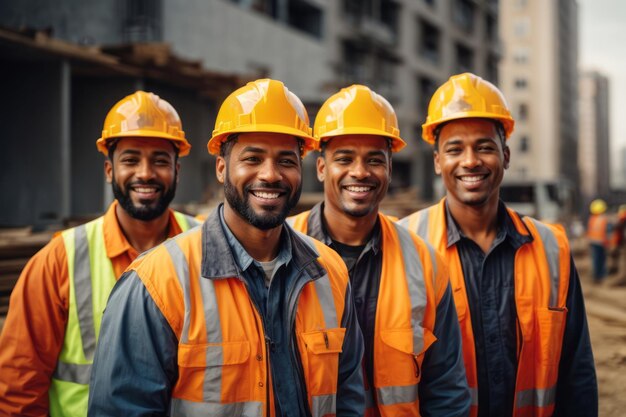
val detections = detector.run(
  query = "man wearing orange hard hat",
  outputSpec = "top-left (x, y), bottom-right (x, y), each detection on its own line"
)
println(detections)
top-left (88, 79), bottom-right (365, 417)
top-left (0, 91), bottom-right (199, 417)
top-left (399, 73), bottom-right (597, 417)
top-left (289, 84), bottom-right (470, 416)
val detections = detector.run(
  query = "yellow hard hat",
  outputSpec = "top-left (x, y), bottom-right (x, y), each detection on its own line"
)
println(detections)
top-left (314, 84), bottom-right (406, 152)
top-left (96, 91), bottom-right (190, 156)
top-left (590, 199), bottom-right (607, 215)
top-left (207, 79), bottom-right (316, 156)
top-left (422, 73), bottom-right (515, 144)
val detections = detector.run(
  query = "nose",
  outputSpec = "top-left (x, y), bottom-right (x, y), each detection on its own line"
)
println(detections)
top-left (135, 159), bottom-right (156, 181)
top-left (258, 159), bottom-right (282, 183)
top-left (349, 159), bottom-right (370, 180)
top-left (460, 148), bottom-right (482, 169)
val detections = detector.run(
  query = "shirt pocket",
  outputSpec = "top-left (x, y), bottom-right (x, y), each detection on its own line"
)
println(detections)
top-left (378, 327), bottom-right (437, 386)
top-left (177, 341), bottom-right (252, 402)
top-left (535, 307), bottom-right (568, 366)
top-left (297, 328), bottom-right (346, 395)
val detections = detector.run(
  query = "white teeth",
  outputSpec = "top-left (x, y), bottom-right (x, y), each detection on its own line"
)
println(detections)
top-left (253, 191), bottom-right (280, 199)
top-left (134, 187), bottom-right (157, 193)
top-left (346, 186), bottom-right (372, 192)
top-left (460, 175), bottom-right (485, 183)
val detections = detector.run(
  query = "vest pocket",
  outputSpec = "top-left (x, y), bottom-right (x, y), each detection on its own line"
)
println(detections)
top-left (298, 328), bottom-right (346, 394)
top-left (536, 307), bottom-right (568, 366)
top-left (177, 341), bottom-right (252, 402)
top-left (378, 328), bottom-right (437, 385)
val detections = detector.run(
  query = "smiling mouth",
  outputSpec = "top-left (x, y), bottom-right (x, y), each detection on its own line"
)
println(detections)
top-left (131, 185), bottom-right (161, 196)
top-left (250, 190), bottom-right (283, 200)
top-left (458, 174), bottom-right (488, 184)
top-left (343, 185), bottom-right (375, 193)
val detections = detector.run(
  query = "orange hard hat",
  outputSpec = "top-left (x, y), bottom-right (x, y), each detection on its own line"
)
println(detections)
top-left (96, 91), bottom-right (190, 156)
top-left (422, 73), bottom-right (515, 144)
top-left (314, 84), bottom-right (406, 152)
top-left (207, 79), bottom-right (316, 156)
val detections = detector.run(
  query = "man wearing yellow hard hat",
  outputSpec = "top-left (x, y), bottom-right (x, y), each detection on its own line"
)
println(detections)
top-left (289, 84), bottom-right (470, 416)
top-left (399, 73), bottom-right (597, 417)
top-left (0, 91), bottom-right (199, 417)
top-left (587, 198), bottom-right (610, 283)
top-left (88, 79), bottom-right (365, 416)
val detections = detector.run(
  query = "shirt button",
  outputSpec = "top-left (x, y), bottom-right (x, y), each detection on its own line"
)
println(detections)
top-left (258, 382), bottom-right (264, 387)
top-left (256, 354), bottom-right (262, 361)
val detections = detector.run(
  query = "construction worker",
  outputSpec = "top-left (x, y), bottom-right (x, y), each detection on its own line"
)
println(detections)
top-left (87, 79), bottom-right (365, 416)
top-left (289, 85), bottom-right (470, 416)
top-left (399, 73), bottom-right (597, 417)
top-left (587, 199), bottom-right (610, 283)
top-left (610, 204), bottom-right (626, 284)
top-left (0, 91), bottom-right (199, 417)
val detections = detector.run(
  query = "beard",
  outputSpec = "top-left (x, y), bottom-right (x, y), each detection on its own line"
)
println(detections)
top-left (224, 174), bottom-right (301, 231)
top-left (112, 170), bottom-right (177, 221)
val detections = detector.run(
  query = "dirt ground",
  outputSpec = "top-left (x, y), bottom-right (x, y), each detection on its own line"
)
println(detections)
top-left (573, 244), bottom-right (626, 417)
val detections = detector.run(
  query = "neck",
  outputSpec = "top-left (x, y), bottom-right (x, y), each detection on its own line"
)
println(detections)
top-left (115, 204), bottom-right (171, 253)
top-left (447, 196), bottom-right (499, 253)
top-left (223, 203), bottom-right (282, 262)
top-left (322, 202), bottom-right (378, 246)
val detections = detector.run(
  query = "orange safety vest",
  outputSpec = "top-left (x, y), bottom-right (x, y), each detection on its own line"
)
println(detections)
top-left (587, 214), bottom-right (609, 246)
top-left (128, 227), bottom-right (350, 417)
top-left (399, 199), bottom-right (570, 417)
top-left (289, 211), bottom-right (445, 417)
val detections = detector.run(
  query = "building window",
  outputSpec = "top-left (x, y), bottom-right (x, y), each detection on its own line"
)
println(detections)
top-left (423, 0), bottom-right (435, 6)
top-left (487, 54), bottom-right (498, 85)
top-left (452, 0), bottom-right (475, 33)
top-left (288, 0), bottom-right (323, 38)
top-left (486, 14), bottom-right (497, 40)
top-left (455, 43), bottom-right (474, 73)
top-left (514, 78), bottom-right (528, 89)
top-left (123, 0), bottom-right (162, 42)
top-left (513, 48), bottom-right (530, 64)
top-left (515, 0), bottom-right (528, 10)
top-left (519, 136), bottom-right (530, 152)
top-left (417, 75), bottom-right (438, 115)
top-left (418, 18), bottom-right (440, 64)
top-left (514, 17), bottom-right (530, 38)
top-left (518, 103), bottom-right (529, 121)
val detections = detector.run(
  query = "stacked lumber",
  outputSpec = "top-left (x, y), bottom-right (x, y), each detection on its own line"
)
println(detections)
top-left (0, 228), bottom-right (53, 317)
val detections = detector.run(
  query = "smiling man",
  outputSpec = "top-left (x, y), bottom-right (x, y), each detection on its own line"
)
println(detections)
top-left (399, 73), bottom-right (598, 417)
top-left (87, 79), bottom-right (365, 417)
top-left (289, 85), bottom-right (470, 416)
top-left (0, 91), bottom-right (199, 417)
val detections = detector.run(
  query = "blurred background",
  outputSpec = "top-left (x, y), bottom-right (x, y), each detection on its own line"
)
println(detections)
top-left (0, 0), bottom-right (624, 414)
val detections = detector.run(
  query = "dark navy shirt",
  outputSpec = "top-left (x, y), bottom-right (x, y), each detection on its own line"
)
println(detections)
top-left (445, 201), bottom-right (598, 417)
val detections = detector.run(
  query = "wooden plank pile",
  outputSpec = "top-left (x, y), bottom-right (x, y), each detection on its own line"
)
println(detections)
top-left (0, 228), bottom-right (53, 317)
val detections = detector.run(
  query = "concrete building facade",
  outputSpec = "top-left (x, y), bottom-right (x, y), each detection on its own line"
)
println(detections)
top-left (578, 71), bottom-right (611, 202)
top-left (499, 0), bottom-right (579, 193)
top-left (1, 0), bottom-right (501, 226)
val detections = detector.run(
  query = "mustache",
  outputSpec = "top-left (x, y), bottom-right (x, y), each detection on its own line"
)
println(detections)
top-left (244, 181), bottom-right (291, 193)
top-left (127, 180), bottom-right (164, 190)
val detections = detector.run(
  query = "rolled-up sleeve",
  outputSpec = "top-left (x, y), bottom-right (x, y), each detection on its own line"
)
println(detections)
top-left (88, 271), bottom-right (179, 417)
top-left (419, 282), bottom-right (471, 417)
top-left (336, 283), bottom-right (366, 417)
top-left (553, 257), bottom-right (598, 417)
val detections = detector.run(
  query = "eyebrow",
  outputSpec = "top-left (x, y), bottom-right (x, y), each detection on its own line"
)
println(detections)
top-left (332, 149), bottom-right (387, 157)
top-left (443, 137), bottom-right (497, 147)
top-left (240, 146), bottom-right (298, 158)
top-left (118, 149), bottom-right (173, 158)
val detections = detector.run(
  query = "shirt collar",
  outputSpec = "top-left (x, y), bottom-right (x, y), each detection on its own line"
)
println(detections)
top-left (444, 199), bottom-right (531, 250)
top-left (307, 202), bottom-right (382, 255)
top-left (218, 204), bottom-right (292, 274)
top-left (103, 200), bottom-right (184, 259)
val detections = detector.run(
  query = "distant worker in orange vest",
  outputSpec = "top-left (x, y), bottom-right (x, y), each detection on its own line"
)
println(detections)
top-left (0, 91), bottom-right (200, 417)
top-left (87, 79), bottom-right (365, 416)
top-left (399, 73), bottom-right (597, 417)
top-left (610, 204), bottom-right (626, 283)
top-left (289, 85), bottom-right (470, 416)
top-left (587, 199), bottom-right (610, 283)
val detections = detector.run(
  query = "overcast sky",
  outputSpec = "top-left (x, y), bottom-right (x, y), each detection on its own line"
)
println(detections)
top-left (578, 0), bottom-right (626, 179)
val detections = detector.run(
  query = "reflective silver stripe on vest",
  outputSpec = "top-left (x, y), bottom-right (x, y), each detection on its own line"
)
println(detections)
top-left (313, 275), bottom-right (338, 328)
top-left (377, 383), bottom-right (419, 406)
top-left (170, 398), bottom-right (263, 417)
top-left (311, 393), bottom-right (337, 417)
top-left (416, 210), bottom-right (430, 240)
top-left (165, 239), bottom-right (193, 344)
top-left (393, 223), bottom-right (427, 354)
top-left (515, 386), bottom-right (556, 408)
top-left (527, 219), bottom-right (561, 308)
top-left (73, 224), bottom-right (96, 360)
top-left (184, 214), bottom-right (201, 228)
top-left (52, 362), bottom-right (92, 385)
top-left (285, 217), bottom-right (296, 227)
top-left (470, 387), bottom-right (478, 406)
top-left (424, 241), bottom-right (438, 287)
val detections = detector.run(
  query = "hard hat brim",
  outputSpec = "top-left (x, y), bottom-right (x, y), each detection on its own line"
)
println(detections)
top-left (96, 131), bottom-right (191, 157)
top-left (422, 112), bottom-right (515, 145)
top-left (317, 127), bottom-right (406, 152)
top-left (208, 125), bottom-right (318, 156)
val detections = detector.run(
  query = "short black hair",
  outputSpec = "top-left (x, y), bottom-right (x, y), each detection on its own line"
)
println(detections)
top-left (219, 133), bottom-right (305, 158)
top-left (433, 119), bottom-right (506, 151)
